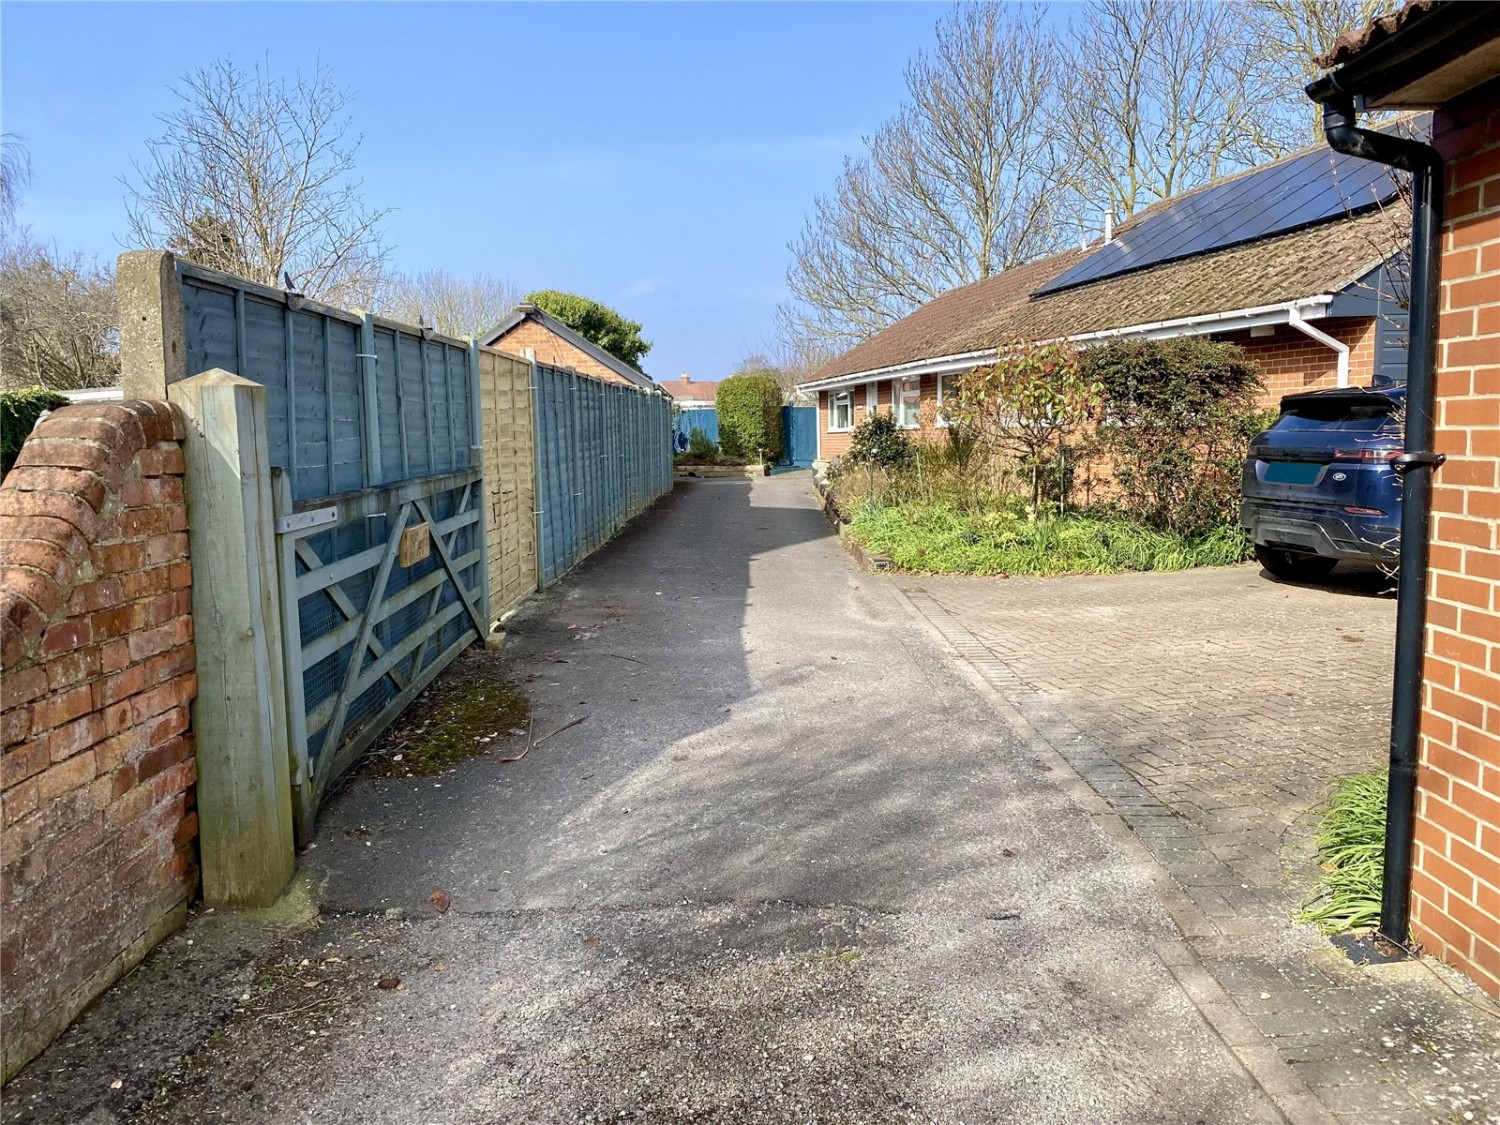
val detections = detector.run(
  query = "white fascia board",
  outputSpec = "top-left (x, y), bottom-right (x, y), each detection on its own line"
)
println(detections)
top-left (1042, 297), bottom-right (1336, 347)
top-left (796, 296), bottom-right (1338, 393)
top-left (797, 349), bottom-right (997, 394)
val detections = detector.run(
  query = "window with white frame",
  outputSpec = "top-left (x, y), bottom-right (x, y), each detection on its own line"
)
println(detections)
top-left (829, 390), bottom-right (854, 432)
top-left (894, 375), bottom-right (921, 429)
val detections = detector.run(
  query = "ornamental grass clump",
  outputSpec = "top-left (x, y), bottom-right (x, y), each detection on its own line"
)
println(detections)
top-left (1296, 771), bottom-right (1387, 934)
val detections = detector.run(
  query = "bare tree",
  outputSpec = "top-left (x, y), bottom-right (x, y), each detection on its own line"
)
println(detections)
top-left (0, 243), bottom-right (119, 391)
top-left (1246, 0), bottom-right (1397, 140)
top-left (123, 58), bottom-right (389, 306)
top-left (783, 3), bottom-right (1070, 352)
top-left (1063, 0), bottom-right (1304, 222)
top-left (380, 269), bottom-right (524, 338)
top-left (0, 136), bottom-right (30, 235)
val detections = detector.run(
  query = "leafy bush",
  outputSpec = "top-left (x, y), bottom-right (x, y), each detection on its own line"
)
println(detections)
top-left (1297, 771), bottom-right (1387, 934)
top-left (688, 426), bottom-right (717, 457)
top-left (845, 411), bottom-right (912, 469)
top-left (1, 386), bottom-right (70, 474)
top-left (716, 373), bottom-right (783, 462)
top-left (947, 340), bottom-right (1100, 514)
top-left (848, 502), bottom-right (1249, 576)
top-left (1082, 337), bottom-right (1265, 536)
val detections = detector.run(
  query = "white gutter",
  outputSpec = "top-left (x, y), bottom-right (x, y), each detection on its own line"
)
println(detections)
top-left (1286, 305), bottom-right (1350, 387)
top-left (798, 296), bottom-right (1338, 393)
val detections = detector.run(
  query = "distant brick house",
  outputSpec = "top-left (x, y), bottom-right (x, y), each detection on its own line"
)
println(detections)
top-left (483, 304), bottom-right (655, 391)
top-left (655, 375), bottom-right (719, 408)
top-left (799, 142), bottom-right (1413, 461)
top-left (1316, 0), bottom-right (1500, 999)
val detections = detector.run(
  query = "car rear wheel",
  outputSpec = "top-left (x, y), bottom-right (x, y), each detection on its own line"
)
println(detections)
top-left (1254, 544), bottom-right (1339, 581)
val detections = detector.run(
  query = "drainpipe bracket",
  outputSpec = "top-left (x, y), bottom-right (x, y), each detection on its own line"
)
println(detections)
top-left (1391, 451), bottom-right (1446, 474)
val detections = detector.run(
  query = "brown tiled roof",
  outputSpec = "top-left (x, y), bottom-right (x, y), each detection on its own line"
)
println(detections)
top-left (656, 376), bottom-right (719, 401)
top-left (810, 250), bottom-right (1089, 380)
top-left (1318, 1), bottom-right (1437, 69)
top-left (807, 206), bottom-right (1406, 384)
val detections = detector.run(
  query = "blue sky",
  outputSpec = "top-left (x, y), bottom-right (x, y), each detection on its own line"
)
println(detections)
top-left (0, 1), bottom-right (985, 380)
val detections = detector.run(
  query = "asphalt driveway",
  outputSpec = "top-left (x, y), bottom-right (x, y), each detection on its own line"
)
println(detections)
top-left (60, 471), bottom-right (1279, 1124)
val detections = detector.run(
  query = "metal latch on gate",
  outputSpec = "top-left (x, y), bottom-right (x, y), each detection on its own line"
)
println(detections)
top-left (274, 506), bottom-right (339, 535)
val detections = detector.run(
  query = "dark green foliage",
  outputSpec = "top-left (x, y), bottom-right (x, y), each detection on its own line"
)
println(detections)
top-left (1082, 337), bottom-right (1265, 536)
top-left (845, 411), bottom-right (912, 469)
top-left (1, 386), bottom-right (70, 474)
top-left (687, 426), bottom-right (717, 457)
top-left (525, 289), bottom-right (651, 370)
top-left (716, 374), bottom-right (783, 462)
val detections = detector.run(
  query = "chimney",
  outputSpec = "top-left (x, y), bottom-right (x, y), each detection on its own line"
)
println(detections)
top-left (681, 374), bottom-right (691, 384)
top-left (1103, 211), bottom-right (1114, 244)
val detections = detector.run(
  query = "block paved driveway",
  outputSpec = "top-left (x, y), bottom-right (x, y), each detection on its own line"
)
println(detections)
top-left (898, 564), bottom-right (1396, 894)
top-left (893, 561), bottom-right (1500, 1124)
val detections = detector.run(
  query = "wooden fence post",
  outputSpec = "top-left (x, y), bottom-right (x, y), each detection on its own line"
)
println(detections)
top-left (168, 369), bottom-right (296, 908)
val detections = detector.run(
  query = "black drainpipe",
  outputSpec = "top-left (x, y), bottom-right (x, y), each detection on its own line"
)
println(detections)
top-left (1313, 95), bottom-right (1445, 948)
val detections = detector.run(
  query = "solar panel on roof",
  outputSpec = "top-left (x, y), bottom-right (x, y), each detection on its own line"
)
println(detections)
top-left (1034, 146), bottom-right (1404, 296)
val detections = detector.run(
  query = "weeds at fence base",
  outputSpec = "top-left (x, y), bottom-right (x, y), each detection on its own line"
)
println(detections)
top-left (362, 647), bottom-right (530, 778)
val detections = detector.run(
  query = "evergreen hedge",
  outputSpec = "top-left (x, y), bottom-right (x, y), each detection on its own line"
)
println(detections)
top-left (716, 374), bottom-right (783, 462)
top-left (1, 386), bottom-right (70, 475)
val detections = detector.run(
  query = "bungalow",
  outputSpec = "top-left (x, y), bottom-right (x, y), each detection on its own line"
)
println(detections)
top-left (656, 374), bottom-right (718, 406)
top-left (483, 303), bottom-right (655, 391)
top-left (1311, 0), bottom-right (1500, 999)
top-left (800, 138), bottom-right (1416, 461)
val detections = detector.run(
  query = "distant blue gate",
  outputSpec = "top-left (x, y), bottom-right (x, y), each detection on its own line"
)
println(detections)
top-left (780, 405), bottom-right (817, 467)
top-left (673, 407), bottom-right (719, 450)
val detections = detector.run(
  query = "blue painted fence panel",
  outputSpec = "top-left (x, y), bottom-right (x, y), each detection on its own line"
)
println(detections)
top-left (533, 363), bottom-right (672, 586)
top-left (673, 407), bottom-right (719, 449)
top-left (178, 263), bottom-right (474, 502)
top-left (175, 262), bottom-right (670, 824)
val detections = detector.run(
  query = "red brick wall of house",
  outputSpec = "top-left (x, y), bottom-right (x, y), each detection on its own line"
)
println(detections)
top-left (816, 319), bottom-right (1383, 459)
top-left (0, 402), bottom-right (199, 1079)
top-left (491, 319), bottom-right (639, 387)
top-left (1220, 317), bottom-right (1380, 403)
top-left (1411, 90), bottom-right (1500, 1000)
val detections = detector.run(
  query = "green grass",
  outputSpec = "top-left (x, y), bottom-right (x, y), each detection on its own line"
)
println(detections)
top-left (1297, 771), bottom-right (1388, 934)
top-left (845, 502), bottom-right (1252, 577)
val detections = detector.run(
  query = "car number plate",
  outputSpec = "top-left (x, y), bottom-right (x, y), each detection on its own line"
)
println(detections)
top-left (1263, 461), bottom-right (1322, 485)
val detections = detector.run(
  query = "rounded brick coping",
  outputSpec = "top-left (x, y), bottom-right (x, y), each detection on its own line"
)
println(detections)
top-left (0, 400), bottom-right (186, 671)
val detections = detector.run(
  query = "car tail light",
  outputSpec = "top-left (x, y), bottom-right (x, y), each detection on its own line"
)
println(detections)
top-left (1344, 506), bottom-right (1387, 516)
top-left (1333, 448), bottom-right (1401, 462)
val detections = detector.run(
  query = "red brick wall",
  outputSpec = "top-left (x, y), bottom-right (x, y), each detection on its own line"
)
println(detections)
top-left (492, 319), bottom-right (639, 387)
top-left (1219, 317), bottom-right (1379, 404)
top-left (0, 401), bottom-right (198, 1078)
top-left (1412, 90), bottom-right (1500, 1000)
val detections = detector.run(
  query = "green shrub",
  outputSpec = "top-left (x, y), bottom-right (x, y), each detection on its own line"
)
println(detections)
top-left (716, 373), bottom-right (782, 462)
top-left (688, 426), bottom-right (717, 457)
top-left (1082, 337), bottom-right (1265, 536)
top-left (1296, 771), bottom-right (1387, 934)
top-left (845, 412), bottom-right (912, 469)
top-left (1, 386), bottom-right (70, 475)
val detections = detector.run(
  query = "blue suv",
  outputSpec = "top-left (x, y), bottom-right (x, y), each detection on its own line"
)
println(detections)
top-left (1240, 386), bottom-right (1404, 581)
